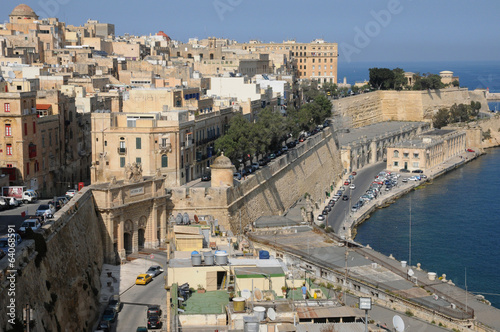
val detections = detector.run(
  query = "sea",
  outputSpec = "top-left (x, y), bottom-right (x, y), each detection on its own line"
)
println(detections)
top-left (340, 60), bottom-right (500, 309)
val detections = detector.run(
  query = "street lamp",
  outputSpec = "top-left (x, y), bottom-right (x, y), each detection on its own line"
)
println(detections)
top-left (359, 297), bottom-right (372, 332)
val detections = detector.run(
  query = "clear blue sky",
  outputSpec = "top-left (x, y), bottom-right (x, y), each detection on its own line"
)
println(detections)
top-left (5, 0), bottom-right (500, 62)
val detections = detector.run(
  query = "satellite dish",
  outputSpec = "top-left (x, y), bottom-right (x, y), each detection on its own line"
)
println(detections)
top-left (8, 71), bottom-right (15, 79)
top-left (408, 268), bottom-right (414, 277)
top-left (393, 315), bottom-right (405, 332)
top-left (253, 288), bottom-right (263, 301)
top-left (267, 308), bottom-right (276, 321)
top-left (241, 289), bottom-right (251, 300)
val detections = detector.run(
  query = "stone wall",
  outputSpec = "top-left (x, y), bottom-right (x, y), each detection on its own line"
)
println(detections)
top-left (332, 88), bottom-right (489, 128)
top-left (0, 187), bottom-right (103, 331)
top-left (170, 129), bottom-right (343, 232)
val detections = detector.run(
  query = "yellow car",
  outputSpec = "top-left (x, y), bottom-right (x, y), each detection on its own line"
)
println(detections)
top-left (135, 274), bottom-right (152, 285)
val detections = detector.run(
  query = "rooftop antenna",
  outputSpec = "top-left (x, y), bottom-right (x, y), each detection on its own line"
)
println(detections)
top-left (393, 315), bottom-right (405, 332)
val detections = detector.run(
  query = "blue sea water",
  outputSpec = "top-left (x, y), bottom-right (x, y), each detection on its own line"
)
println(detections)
top-left (338, 60), bottom-right (500, 93)
top-left (354, 148), bottom-right (500, 309)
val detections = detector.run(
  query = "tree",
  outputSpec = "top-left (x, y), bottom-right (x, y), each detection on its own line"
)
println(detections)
top-left (314, 94), bottom-right (332, 122)
top-left (452, 80), bottom-right (459, 87)
top-left (214, 113), bottom-right (251, 166)
top-left (369, 67), bottom-right (395, 90)
top-left (322, 82), bottom-right (338, 97)
top-left (413, 73), bottom-right (445, 90)
top-left (392, 67), bottom-right (407, 90)
top-left (433, 108), bottom-right (449, 129)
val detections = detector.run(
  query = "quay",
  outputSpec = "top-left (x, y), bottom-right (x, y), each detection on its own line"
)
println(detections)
top-left (248, 148), bottom-right (500, 331)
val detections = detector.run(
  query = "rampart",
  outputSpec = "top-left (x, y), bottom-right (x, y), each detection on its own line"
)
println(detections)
top-left (333, 88), bottom-right (489, 128)
top-left (0, 188), bottom-right (103, 331)
top-left (170, 128), bottom-right (343, 232)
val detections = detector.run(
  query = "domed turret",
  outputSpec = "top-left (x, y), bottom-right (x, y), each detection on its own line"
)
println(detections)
top-left (9, 4), bottom-right (38, 23)
top-left (210, 153), bottom-right (235, 187)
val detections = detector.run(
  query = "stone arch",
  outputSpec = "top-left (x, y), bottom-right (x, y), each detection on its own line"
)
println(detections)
top-left (138, 216), bottom-right (147, 249)
top-left (124, 219), bottom-right (133, 254)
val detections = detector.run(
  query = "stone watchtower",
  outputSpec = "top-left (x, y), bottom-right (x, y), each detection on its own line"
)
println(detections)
top-left (210, 153), bottom-right (234, 187)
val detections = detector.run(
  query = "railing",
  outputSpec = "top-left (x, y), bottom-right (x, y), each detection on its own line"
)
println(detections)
top-left (117, 147), bottom-right (126, 154)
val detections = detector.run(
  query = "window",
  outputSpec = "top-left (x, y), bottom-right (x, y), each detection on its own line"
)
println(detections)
top-left (413, 162), bottom-right (419, 168)
top-left (394, 161), bottom-right (399, 166)
top-left (136, 157), bottom-right (141, 165)
top-left (42, 135), bottom-right (45, 147)
top-left (4, 103), bottom-right (10, 112)
top-left (119, 141), bottom-right (125, 149)
top-left (6, 144), bottom-right (12, 155)
top-left (6, 164), bottom-right (12, 168)
top-left (161, 154), bottom-right (168, 167)
top-left (24, 123), bottom-right (28, 135)
top-left (33, 121), bottom-right (36, 134)
top-left (393, 150), bottom-right (399, 158)
top-left (413, 153), bottom-right (419, 158)
top-left (5, 124), bottom-right (12, 136)
top-left (136, 137), bottom-right (141, 149)
top-left (120, 157), bottom-right (125, 168)
top-left (403, 153), bottom-right (409, 158)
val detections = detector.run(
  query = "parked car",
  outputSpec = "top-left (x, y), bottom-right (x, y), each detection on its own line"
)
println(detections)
top-left (328, 200), bottom-right (335, 206)
top-left (65, 189), bottom-right (77, 198)
top-left (136, 327), bottom-right (148, 332)
top-left (258, 159), bottom-right (267, 167)
top-left (147, 314), bottom-right (162, 329)
top-left (147, 305), bottom-right (162, 317)
top-left (233, 172), bottom-right (242, 180)
top-left (146, 265), bottom-right (163, 278)
top-left (317, 214), bottom-right (325, 222)
top-left (351, 171), bottom-right (357, 176)
top-left (322, 209), bottom-right (329, 216)
top-left (0, 197), bottom-right (9, 210)
top-left (402, 178), bottom-right (408, 183)
top-left (399, 169), bottom-right (411, 173)
top-left (251, 162), bottom-right (260, 171)
top-left (349, 184), bottom-right (356, 189)
top-left (108, 294), bottom-right (121, 313)
top-left (56, 196), bottom-right (69, 206)
top-left (48, 199), bottom-right (62, 211)
top-left (19, 219), bottom-right (42, 235)
top-left (342, 195), bottom-right (349, 201)
top-left (136, 274), bottom-right (153, 285)
top-left (96, 320), bottom-right (111, 332)
top-left (8, 197), bottom-right (21, 208)
top-left (201, 173), bottom-right (211, 181)
top-left (344, 180), bottom-right (350, 186)
top-left (324, 205), bottom-right (332, 212)
top-left (412, 169), bottom-right (423, 173)
top-left (467, 148), bottom-right (475, 152)
top-left (35, 204), bottom-right (55, 217)
top-left (101, 307), bottom-right (117, 323)
top-left (0, 233), bottom-right (22, 251)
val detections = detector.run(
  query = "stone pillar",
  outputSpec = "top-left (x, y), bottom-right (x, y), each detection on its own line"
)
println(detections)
top-left (103, 212), bottom-right (115, 264)
top-left (132, 220), bottom-right (139, 254)
top-left (117, 213), bottom-right (125, 260)
top-left (147, 202), bottom-right (159, 249)
top-left (160, 205), bottom-right (167, 244)
top-left (370, 141), bottom-right (377, 164)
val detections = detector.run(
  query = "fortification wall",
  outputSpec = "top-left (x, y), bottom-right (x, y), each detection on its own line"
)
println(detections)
top-left (333, 88), bottom-right (489, 128)
top-left (0, 188), bottom-right (103, 331)
top-left (170, 129), bottom-right (343, 232)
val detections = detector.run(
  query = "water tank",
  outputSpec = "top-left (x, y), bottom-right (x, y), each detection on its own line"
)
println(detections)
top-left (259, 250), bottom-right (270, 259)
top-left (254, 306), bottom-right (266, 321)
top-left (215, 250), bottom-right (228, 265)
top-left (243, 316), bottom-right (259, 332)
top-left (233, 297), bottom-right (246, 312)
top-left (191, 251), bottom-right (202, 266)
top-left (203, 251), bottom-right (214, 265)
top-left (401, 260), bottom-right (407, 268)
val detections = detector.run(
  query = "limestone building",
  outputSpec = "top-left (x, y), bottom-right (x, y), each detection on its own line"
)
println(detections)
top-left (386, 129), bottom-right (466, 172)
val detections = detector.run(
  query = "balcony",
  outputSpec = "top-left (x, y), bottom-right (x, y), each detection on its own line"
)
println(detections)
top-left (117, 147), bottom-right (127, 155)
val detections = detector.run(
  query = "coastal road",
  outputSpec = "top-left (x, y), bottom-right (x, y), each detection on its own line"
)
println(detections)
top-left (112, 253), bottom-right (168, 332)
top-left (327, 162), bottom-right (386, 234)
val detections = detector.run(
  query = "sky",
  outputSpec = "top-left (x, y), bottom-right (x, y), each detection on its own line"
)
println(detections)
top-left (3, 0), bottom-right (500, 63)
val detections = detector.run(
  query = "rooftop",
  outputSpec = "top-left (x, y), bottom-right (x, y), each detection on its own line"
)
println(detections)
top-left (182, 290), bottom-right (229, 315)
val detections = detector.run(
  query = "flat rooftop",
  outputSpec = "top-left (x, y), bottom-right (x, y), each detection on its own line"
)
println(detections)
top-left (337, 121), bottom-right (428, 146)
top-left (182, 290), bottom-right (229, 314)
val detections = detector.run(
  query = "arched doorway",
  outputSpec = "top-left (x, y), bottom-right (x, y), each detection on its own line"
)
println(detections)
top-left (124, 233), bottom-right (132, 254)
top-left (138, 229), bottom-right (145, 249)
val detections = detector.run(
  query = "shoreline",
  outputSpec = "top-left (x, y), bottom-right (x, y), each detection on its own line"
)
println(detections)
top-left (340, 149), bottom-right (483, 241)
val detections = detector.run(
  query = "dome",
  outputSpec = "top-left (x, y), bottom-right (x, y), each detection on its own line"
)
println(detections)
top-left (10, 4), bottom-right (38, 18)
top-left (211, 153), bottom-right (232, 169)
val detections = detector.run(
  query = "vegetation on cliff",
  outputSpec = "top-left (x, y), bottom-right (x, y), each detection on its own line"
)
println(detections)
top-left (432, 102), bottom-right (482, 128)
top-left (369, 67), bottom-right (455, 91)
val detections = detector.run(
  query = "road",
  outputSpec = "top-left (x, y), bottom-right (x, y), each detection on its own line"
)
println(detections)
top-left (327, 162), bottom-right (386, 234)
top-left (0, 198), bottom-right (51, 234)
top-left (111, 253), bottom-right (168, 332)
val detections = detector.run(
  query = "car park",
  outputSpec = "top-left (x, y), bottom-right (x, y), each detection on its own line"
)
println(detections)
top-left (147, 314), bottom-right (161, 329)
top-left (35, 204), bottom-right (55, 217)
top-left (101, 307), bottom-right (117, 323)
top-left (136, 274), bottom-right (153, 285)
top-left (108, 294), bottom-right (121, 313)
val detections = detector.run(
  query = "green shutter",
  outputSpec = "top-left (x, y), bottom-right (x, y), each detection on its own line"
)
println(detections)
top-left (136, 157), bottom-right (141, 165)
top-left (120, 157), bottom-right (125, 168)
top-left (161, 155), bottom-right (168, 168)
top-left (136, 137), bottom-right (141, 149)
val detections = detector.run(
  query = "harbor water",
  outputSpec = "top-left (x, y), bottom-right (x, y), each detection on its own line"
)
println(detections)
top-left (355, 148), bottom-right (500, 309)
